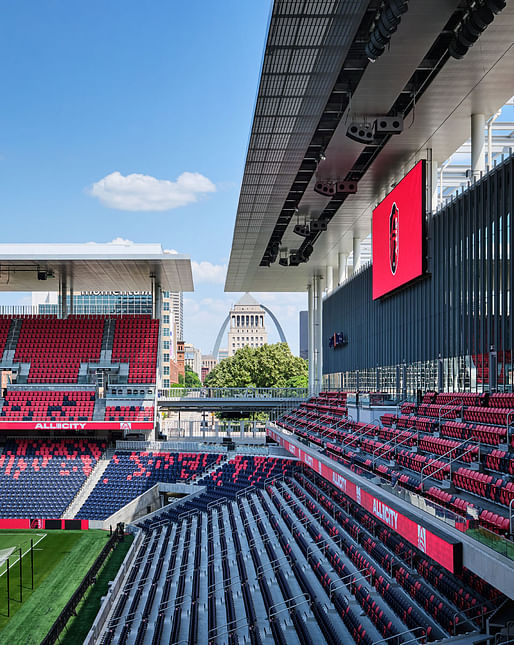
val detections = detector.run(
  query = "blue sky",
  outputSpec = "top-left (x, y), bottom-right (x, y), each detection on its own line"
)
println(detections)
top-left (0, 0), bottom-right (307, 354)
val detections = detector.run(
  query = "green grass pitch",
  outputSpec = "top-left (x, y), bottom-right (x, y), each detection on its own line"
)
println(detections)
top-left (0, 529), bottom-right (111, 645)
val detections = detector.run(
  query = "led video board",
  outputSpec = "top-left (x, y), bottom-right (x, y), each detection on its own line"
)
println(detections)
top-left (372, 160), bottom-right (426, 299)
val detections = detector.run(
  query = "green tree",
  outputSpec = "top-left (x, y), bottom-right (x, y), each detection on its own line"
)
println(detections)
top-left (184, 365), bottom-right (202, 387)
top-left (204, 343), bottom-right (307, 388)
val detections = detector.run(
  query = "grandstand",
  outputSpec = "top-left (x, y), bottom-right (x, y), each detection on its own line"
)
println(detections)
top-left (0, 1), bottom-right (514, 644)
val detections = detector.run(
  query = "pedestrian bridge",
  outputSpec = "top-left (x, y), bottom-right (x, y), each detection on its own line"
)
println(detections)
top-left (157, 387), bottom-right (308, 412)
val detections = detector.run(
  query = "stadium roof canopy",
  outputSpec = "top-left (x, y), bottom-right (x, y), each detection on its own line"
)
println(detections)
top-left (226, 0), bottom-right (514, 292)
top-left (0, 243), bottom-right (194, 292)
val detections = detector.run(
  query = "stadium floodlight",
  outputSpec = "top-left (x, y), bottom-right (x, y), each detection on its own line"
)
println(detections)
top-left (365, 0), bottom-right (409, 62)
top-left (449, 0), bottom-right (505, 59)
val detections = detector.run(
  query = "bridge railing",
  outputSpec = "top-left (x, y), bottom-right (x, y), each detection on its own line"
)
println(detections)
top-left (158, 387), bottom-right (309, 400)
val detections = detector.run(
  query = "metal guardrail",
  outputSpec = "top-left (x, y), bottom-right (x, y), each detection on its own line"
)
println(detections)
top-left (158, 386), bottom-right (309, 400)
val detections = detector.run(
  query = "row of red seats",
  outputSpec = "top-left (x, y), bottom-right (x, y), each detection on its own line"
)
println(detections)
top-left (111, 316), bottom-right (159, 384)
top-left (419, 436), bottom-right (478, 463)
top-left (426, 486), bottom-right (473, 517)
top-left (453, 468), bottom-right (514, 506)
top-left (435, 392), bottom-right (484, 406)
top-left (105, 406), bottom-right (154, 421)
top-left (463, 406), bottom-right (512, 426)
top-left (15, 317), bottom-right (104, 383)
top-left (396, 449), bottom-right (449, 480)
top-left (418, 404), bottom-right (460, 419)
top-left (0, 318), bottom-right (11, 358)
top-left (479, 510), bottom-right (510, 534)
top-left (488, 393), bottom-right (514, 409)
top-left (484, 449), bottom-right (514, 475)
top-left (441, 421), bottom-right (508, 446)
top-left (376, 426), bottom-right (417, 447)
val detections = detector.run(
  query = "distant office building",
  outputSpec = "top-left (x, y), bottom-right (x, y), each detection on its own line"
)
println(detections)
top-left (218, 348), bottom-right (229, 361)
top-left (228, 293), bottom-right (268, 357)
top-left (299, 310), bottom-right (308, 360)
top-left (201, 354), bottom-right (217, 381)
top-left (184, 343), bottom-right (202, 378)
top-left (167, 291), bottom-right (183, 341)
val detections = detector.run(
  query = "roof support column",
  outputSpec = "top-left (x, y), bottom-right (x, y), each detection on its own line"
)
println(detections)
top-left (338, 252), bottom-right (347, 285)
top-left (68, 275), bottom-right (74, 315)
top-left (426, 149), bottom-right (438, 214)
top-left (471, 113), bottom-right (485, 179)
top-left (151, 274), bottom-right (157, 318)
top-left (314, 275), bottom-right (323, 395)
top-left (352, 236), bottom-right (361, 274)
top-left (59, 273), bottom-right (67, 319)
top-left (325, 266), bottom-right (333, 294)
top-left (307, 283), bottom-right (314, 395)
top-left (155, 284), bottom-right (162, 320)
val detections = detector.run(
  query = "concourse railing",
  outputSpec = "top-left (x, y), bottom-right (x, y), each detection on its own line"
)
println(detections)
top-left (158, 386), bottom-right (309, 400)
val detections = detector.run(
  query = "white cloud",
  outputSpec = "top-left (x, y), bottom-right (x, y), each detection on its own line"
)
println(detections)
top-left (191, 261), bottom-right (227, 285)
top-left (110, 237), bottom-right (134, 245)
top-left (87, 171), bottom-right (216, 212)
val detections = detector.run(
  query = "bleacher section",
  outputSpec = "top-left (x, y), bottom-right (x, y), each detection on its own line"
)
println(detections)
top-left (76, 452), bottom-right (225, 520)
top-left (0, 438), bottom-right (105, 518)
top-left (0, 314), bottom-right (159, 386)
top-left (97, 461), bottom-right (505, 644)
top-left (1, 390), bottom-right (96, 421)
top-left (14, 315), bottom-right (104, 383)
top-left (142, 454), bottom-right (296, 528)
top-left (111, 316), bottom-right (159, 383)
top-left (277, 391), bottom-right (514, 539)
top-left (0, 316), bottom-right (11, 357)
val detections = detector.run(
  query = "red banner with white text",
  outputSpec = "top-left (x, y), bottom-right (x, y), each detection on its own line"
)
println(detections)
top-left (268, 427), bottom-right (461, 573)
top-left (0, 421), bottom-right (153, 431)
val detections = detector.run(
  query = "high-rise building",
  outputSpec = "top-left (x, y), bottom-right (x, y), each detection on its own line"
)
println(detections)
top-left (184, 343), bottom-right (202, 378)
top-left (227, 293), bottom-right (268, 357)
top-left (167, 291), bottom-right (183, 341)
top-left (299, 310), bottom-right (308, 360)
top-left (201, 354), bottom-right (217, 381)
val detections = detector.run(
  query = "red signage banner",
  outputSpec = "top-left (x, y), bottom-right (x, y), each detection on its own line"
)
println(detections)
top-left (268, 427), bottom-right (461, 573)
top-left (0, 421), bottom-right (153, 431)
top-left (372, 160), bottom-right (426, 300)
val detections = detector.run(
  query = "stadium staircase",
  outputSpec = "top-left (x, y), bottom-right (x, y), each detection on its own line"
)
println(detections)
top-left (62, 447), bottom-right (115, 519)
top-left (93, 397), bottom-right (106, 421)
top-left (100, 318), bottom-right (116, 362)
top-left (1, 318), bottom-right (22, 364)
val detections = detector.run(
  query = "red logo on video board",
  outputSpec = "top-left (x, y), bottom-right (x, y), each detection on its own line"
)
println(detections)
top-left (372, 160), bottom-right (426, 299)
top-left (389, 202), bottom-right (399, 275)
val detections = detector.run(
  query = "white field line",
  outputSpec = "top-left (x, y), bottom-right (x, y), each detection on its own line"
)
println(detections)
top-left (0, 533), bottom-right (47, 578)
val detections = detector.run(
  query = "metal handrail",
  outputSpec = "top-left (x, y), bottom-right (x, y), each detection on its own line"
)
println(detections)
top-left (371, 625), bottom-right (426, 645)
top-left (207, 614), bottom-right (251, 641)
top-left (506, 410), bottom-right (514, 435)
top-left (269, 591), bottom-right (311, 619)
top-left (320, 414), bottom-right (354, 439)
top-left (328, 568), bottom-right (372, 599)
top-left (450, 595), bottom-right (501, 635)
top-left (256, 553), bottom-right (292, 577)
top-left (420, 440), bottom-right (478, 490)
top-left (371, 432), bottom-right (413, 469)
top-left (437, 398), bottom-right (464, 427)
top-left (396, 398), bottom-right (413, 417)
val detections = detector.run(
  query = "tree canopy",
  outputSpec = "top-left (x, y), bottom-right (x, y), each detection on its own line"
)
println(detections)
top-left (204, 343), bottom-right (307, 388)
top-left (184, 365), bottom-right (202, 387)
